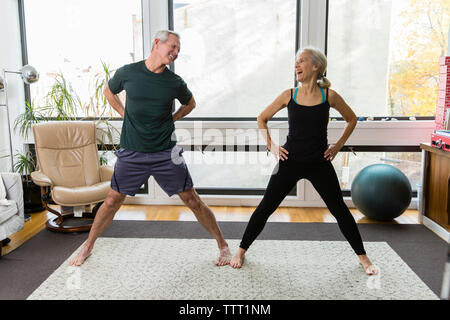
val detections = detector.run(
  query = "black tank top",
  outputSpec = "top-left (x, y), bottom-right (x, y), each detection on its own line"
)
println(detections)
top-left (282, 87), bottom-right (330, 163)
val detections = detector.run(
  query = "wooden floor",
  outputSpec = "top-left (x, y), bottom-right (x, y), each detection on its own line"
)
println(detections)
top-left (1, 204), bottom-right (419, 256)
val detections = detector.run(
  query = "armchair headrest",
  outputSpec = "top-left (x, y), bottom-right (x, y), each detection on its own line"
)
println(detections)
top-left (33, 121), bottom-right (96, 149)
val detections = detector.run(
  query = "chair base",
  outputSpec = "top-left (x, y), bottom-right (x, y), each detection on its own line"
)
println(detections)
top-left (42, 190), bottom-right (103, 233)
top-left (46, 212), bottom-right (97, 233)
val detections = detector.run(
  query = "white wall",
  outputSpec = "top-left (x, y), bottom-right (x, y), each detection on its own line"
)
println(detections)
top-left (0, 0), bottom-right (26, 172)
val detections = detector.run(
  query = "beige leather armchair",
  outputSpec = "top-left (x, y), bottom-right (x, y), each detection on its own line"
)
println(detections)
top-left (31, 121), bottom-right (113, 232)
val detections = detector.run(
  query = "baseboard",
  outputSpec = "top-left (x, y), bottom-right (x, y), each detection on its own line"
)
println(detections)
top-left (422, 216), bottom-right (450, 243)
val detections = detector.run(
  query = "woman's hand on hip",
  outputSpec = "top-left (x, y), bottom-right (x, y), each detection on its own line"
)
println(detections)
top-left (324, 143), bottom-right (343, 161)
top-left (270, 144), bottom-right (289, 161)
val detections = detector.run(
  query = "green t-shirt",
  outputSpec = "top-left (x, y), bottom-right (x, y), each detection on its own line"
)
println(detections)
top-left (108, 60), bottom-right (193, 152)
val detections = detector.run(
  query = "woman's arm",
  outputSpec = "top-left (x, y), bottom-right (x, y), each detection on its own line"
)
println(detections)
top-left (257, 89), bottom-right (291, 160)
top-left (324, 89), bottom-right (357, 161)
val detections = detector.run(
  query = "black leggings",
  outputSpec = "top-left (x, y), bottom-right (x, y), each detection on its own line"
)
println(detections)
top-left (240, 159), bottom-right (366, 256)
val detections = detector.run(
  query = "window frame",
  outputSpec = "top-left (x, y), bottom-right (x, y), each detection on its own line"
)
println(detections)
top-left (323, 0), bottom-right (435, 121)
top-left (168, 0), bottom-right (302, 121)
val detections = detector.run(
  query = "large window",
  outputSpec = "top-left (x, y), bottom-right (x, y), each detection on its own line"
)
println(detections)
top-left (24, 0), bottom-right (143, 117)
top-left (327, 0), bottom-right (449, 117)
top-left (16, 0), bottom-right (430, 203)
top-left (172, 0), bottom-right (297, 118)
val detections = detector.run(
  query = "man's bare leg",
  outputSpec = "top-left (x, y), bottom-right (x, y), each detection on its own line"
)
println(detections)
top-left (69, 189), bottom-right (126, 266)
top-left (178, 187), bottom-right (231, 266)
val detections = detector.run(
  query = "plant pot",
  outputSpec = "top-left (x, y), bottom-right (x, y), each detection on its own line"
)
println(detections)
top-left (22, 176), bottom-right (45, 213)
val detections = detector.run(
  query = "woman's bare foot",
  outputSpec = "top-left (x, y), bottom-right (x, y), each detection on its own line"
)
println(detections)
top-left (358, 254), bottom-right (378, 275)
top-left (230, 248), bottom-right (246, 269)
top-left (69, 245), bottom-right (92, 266)
top-left (215, 246), bottom-right (232, 266)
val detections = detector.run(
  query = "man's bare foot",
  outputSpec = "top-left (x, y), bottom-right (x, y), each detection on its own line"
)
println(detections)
top-left (215, 246), bottom-right (232, 266)
top-left (230, 248), bottom-right (246, 269)
top-left (358, 255), bottom-right (378, 275)
top-left (69, 246), bottom-right (92, 266)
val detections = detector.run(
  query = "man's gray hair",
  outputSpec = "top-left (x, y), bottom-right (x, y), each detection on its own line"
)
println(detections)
top-left (152, 30), bottom-right (180, 49)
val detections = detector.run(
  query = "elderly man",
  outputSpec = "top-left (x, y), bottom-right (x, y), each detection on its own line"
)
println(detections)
top-left (70, 30), bottom-right (231, 267)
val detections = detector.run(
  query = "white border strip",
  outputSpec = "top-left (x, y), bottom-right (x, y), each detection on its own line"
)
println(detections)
top-left (422, 216), bottom-right (450, 243)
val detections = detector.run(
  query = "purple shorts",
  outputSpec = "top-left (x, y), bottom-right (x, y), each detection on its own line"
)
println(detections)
top-left (111, 145), bottom-right (193, 196)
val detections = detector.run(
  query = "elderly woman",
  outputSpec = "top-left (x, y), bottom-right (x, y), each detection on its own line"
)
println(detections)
top-left (230, 47), bottom-right (377, 275)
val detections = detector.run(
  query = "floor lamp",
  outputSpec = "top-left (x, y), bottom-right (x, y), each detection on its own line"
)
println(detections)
top-left (0, 65), bottom-right (39, 172)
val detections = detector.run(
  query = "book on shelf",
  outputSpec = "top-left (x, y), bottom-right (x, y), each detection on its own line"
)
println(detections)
top-left (434, 130), bottom-right (450, 137)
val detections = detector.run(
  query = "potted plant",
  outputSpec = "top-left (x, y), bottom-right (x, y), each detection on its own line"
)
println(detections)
top-left (13, 150), bottom-right (44, 213)
top-left (88, 61), bottom-right (121, 161)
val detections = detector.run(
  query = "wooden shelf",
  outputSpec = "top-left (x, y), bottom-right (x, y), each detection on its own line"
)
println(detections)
top-left (420, 143), bottom-right (450, 235)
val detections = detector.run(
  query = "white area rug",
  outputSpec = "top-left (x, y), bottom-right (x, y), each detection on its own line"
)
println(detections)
top-left (27, 239), bottom-right (438, 300)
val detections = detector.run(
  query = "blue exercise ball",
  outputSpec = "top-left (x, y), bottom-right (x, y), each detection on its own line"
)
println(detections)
top-left (351, 164), bottom-right (412, 221)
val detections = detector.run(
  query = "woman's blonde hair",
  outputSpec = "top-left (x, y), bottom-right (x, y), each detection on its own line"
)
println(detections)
top-left (296, 47), bottom-right (331, 88)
